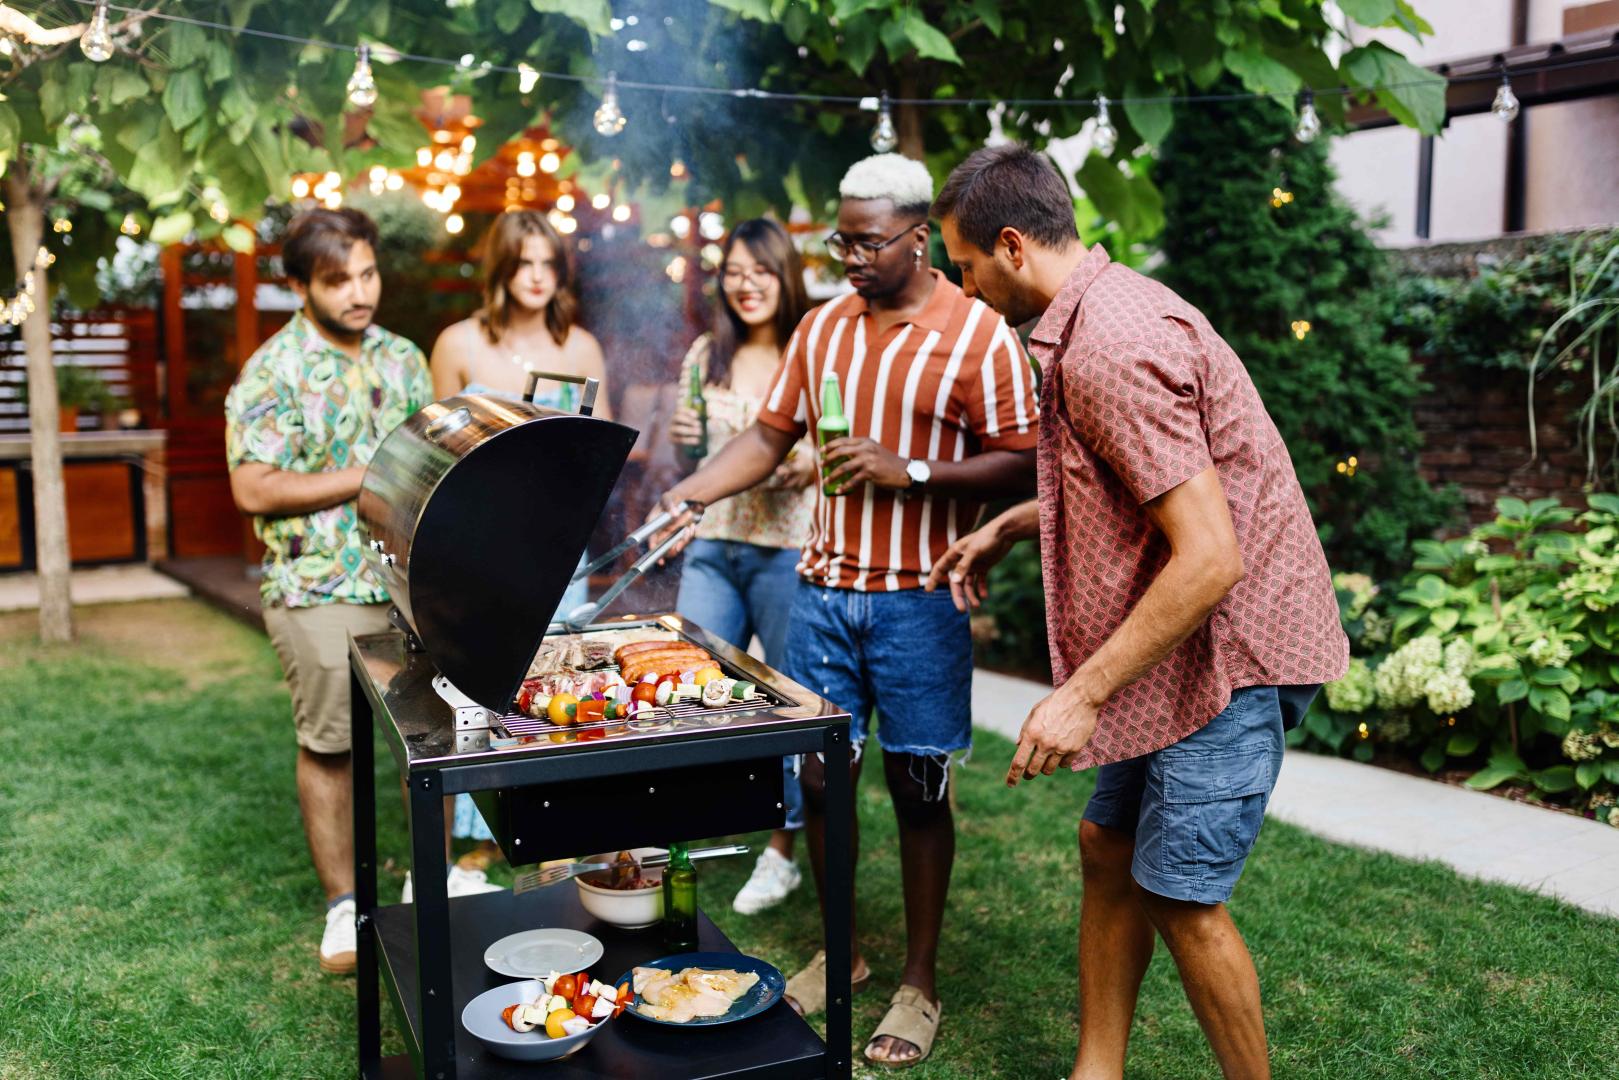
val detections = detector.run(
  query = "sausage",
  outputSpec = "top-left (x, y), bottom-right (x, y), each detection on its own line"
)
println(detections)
top-left (618, 646), bottom-right (710, 672)
top-left (614, 639), bottom-right (685, 664)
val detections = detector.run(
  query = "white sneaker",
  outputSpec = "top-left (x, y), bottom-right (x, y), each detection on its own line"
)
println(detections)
top-left (320, 898), bottom-right (357, 975)
top-left (401, 866), bottom-right (505, 904)
top-left (732, 848), bottom-right (802, 915)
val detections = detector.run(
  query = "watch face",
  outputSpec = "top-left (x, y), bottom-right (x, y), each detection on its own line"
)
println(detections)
top-left (907, 459), bottom-right (930, 485)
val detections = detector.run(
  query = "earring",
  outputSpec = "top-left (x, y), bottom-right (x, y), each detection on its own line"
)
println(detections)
top-left (913, 247), bottom-right (924, 265)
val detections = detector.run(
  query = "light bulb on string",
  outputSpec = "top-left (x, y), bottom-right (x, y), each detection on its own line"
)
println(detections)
top-left (1492, 71), bottom-right (1520, 122)
top-left (79, 1), bottom-right (114, 62)
top-left (517, 63), bottom-right (540, 94)
top-left (1091, 96), bottom-right (1117, 158)
top-left (869, 91), bottom-right (898, 153)
top-left (538, 151), bottom-right (560, 173)
top-left (346, 44), bottom-right (378, 108)
top-left (1294, 90), bottom-right (1322, 143)
top-left (594, 72), bottom-right (627, 137)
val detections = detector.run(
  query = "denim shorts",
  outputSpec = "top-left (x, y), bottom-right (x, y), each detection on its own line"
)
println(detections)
top-left (785, 582), bottom-right (973, 764)
top-left (677, 539), bottom-right (806, 830)
top-left (1082, 684), bottom-right (1319, 905)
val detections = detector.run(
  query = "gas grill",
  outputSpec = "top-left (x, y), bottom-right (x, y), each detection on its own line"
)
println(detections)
top-left (347, 375), bottom-right (854, 1079)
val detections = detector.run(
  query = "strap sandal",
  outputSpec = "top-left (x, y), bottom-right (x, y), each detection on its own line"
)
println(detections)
top-left (782, 949), bottom-right (871, 1016)
top-left (863, 985), bottom-right (942, 1069)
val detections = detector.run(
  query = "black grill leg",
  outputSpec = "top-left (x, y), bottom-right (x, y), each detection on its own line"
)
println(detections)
top-left (410, 771), bottom-right (456, 1079)
top-left (821, 723), bottom-right (854, 1079)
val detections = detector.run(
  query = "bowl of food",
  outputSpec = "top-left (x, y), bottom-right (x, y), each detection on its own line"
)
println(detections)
top-left (462, 973), bottom-right (626, 1062)
top-left (576, 848), bottom-right (663, 930)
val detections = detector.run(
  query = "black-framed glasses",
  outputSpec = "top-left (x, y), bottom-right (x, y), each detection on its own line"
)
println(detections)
top-left (721, 265), bottom-right (779, 288)
top-left (826, 223), bottom-right (922, 263)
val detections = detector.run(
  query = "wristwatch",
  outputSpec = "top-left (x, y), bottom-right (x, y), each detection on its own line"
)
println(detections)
top-left (905, 458), bottom-right (931, 492)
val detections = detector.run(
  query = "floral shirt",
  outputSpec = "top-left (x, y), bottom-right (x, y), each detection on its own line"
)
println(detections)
top-left (224, 312), bottom-right (432, 608)
top-left (681, 335), bottom-right (815, 551)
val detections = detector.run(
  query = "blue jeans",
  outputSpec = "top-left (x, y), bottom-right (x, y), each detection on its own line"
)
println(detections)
top-left (677, 539), bottom-right (806, 830)
top-left (785, 583), bottom-right (973, 780)
top-left (1083, 684), bottom-right (1319, 904)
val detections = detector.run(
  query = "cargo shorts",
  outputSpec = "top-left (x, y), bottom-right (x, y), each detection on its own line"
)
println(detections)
top-left (1082, 684), bottom-right (1319, 904)
top-left (263, 601), bottom-right (393, 754)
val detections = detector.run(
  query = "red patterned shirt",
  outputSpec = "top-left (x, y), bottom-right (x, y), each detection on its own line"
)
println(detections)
top-left (1028, 245), bottom-right (1347, 768)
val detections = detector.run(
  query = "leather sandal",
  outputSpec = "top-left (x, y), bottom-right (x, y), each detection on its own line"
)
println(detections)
top-left (863, 985), bottom-right (942, 1069)
top-left (782, 950), bottom-right (870, 1016)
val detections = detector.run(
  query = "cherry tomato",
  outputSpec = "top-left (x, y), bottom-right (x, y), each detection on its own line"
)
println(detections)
top-left (553, 974), bottom-right (578, 1000)
top-left (631, 682), bottom-right (658, 705)
top-left (547, 693), bottom-right (579, 727)
top-left (574, 993), bottom-right (598, 1018)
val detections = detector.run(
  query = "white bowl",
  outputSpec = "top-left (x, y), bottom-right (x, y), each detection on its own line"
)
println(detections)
top-left (575, 848), bottom-right (664, 930)
top-left (461, 979), bottom-right (610, 1062)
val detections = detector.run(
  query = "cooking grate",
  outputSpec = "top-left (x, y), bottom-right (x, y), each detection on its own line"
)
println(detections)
top-left (492, 694), bottom-right (781, 744)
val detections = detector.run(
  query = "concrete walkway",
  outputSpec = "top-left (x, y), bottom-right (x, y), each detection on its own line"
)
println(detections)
top-left (971, 668), bottom-right (1619, 919)
top-left (0, 565), bottom-right (190, 612)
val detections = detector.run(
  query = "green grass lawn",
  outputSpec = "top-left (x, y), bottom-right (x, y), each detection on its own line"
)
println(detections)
top-left (2, 599), bottom-right (1615, 1079)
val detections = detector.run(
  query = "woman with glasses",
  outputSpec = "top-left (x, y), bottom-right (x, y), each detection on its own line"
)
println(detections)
top-left (667, 217), bottom-right (817, 916)
top-left (426, 210), bottom-right (609, 883)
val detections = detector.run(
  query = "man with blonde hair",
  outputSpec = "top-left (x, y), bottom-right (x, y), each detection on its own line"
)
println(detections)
top-left (656, 153), bottom-right (1037, 1066)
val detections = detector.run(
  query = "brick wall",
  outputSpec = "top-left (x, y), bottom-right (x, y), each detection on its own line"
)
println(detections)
top-left (1413, 355), bottom-right (1601, 527)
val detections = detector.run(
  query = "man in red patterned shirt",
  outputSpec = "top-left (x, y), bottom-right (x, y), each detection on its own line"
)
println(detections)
top-left (929, 145), bottom-right (1347, 1079)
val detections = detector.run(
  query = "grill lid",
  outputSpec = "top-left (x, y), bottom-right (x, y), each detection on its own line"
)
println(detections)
top-left (358, 390), bottom-right (636, 710)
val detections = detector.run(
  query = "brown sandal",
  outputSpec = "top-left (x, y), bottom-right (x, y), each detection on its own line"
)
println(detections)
top-left (863, 985), bottom-right (942, 1068)
top-left (782, 950), bottom-right (871, 1016)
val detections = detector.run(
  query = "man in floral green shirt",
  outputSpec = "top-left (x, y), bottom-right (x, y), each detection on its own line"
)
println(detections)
top-left (225, 208), bottom-right (432, 975)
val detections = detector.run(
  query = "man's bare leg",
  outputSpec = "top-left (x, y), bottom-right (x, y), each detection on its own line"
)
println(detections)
top-left (1138, 889), bottom-right (1269, 1080)
top-left (298, 747), bottom-right (355, 902)
top-left (1071, 820), bottom-right (1156, 1080)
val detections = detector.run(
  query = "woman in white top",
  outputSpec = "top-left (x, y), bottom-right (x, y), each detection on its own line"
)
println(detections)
top-left (428, 210), bottom-right (609, 866)
top-left (668, 218), bottom-right (816, 915)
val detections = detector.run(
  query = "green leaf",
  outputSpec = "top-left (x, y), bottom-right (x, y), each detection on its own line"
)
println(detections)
top-left (897, 10), bottom-right (962, 64)
top-left (1496, 678), bottom-right (1529, 704)
top-left (710, 0), bottom-right (773, 18)
top-left (1419, 744), bottom-right (1446, 773)
top-left (1531, 666), bottom-right (1572, 687)
top-left (494, 0), bottom-right (527, 34)
top-left (528, 0), bottom-right (612, 36)
top-left (1604, 761), bottom-right (1619, 785)
top-left (1391, 0), bottom-right (1435, 36)
top-left (204, 40), bottom-right (234, 86)
top-left (1336, 0), bottom-right (1396, 23)
top-left (1430, 608), bottom-right (1460, 633)
top-left (95, 65), bottom-right (151, 108)
top-left (1531, 765), bottom-right (1577, 794)
top-left (1445, 732), bottom-right (1479, 756)
top-left (1343, 42), bottom-right (1447, 135)
top-left (971, 0), bottom-right (1004, 36)
top-left (1222, 47), bottom-right (1302, 97)
top-left (1496, 496), bottom-right (1530, 519)
top-left (1464, 764), bottom-right (1519, 790)
top-left (1586, 493), bottom-right (1619, 516)
top-left (1528, 685), bottom-right (1572, 721)
top-left (0, 103), bottom-right (18, 161)
top-left (127, 120), bottom-right (187, 202)
top-left (840, 16), bottom-right (879, 77)
top-left (1576, 761), bottom-right (1603, 789)
top-left (221, 223), bottom-right (257, 254)
top-left (1123, 90), bottom-right (1174, 146)
top-left (150, 210), bottom-right (195, 246)
top-left (162, 69), bottom-right (207, 131)
top-left (1077, 156), bottom-right (1162, 237)
top-left (165, 23), bottom-right (209, 67)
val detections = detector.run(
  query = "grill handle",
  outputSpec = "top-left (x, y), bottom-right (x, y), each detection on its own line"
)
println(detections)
top-left (523, 370), bottom-right (601, 416)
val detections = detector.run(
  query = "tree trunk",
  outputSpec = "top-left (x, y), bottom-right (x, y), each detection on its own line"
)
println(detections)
top-left (897, 70), bottom-right (925, 161)
top-left (4, 161), bottom-right (74, 643)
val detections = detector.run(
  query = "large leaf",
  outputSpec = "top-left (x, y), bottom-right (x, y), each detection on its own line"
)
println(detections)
top-left (1528, 685), bottom-right (1572, 721)
top-left (0, 103), bottom-right (18, 163)
top-left (126, 121), bottom-right (188, 202)
top-left (897, 10), bottom-right (963, 65)
top-left (1123, 89), bottom-right (1174, 146)
top-left (162, 69), bottom-right (207, 131)
top-left (150, 210), bottom-right (196, 246)
top-left (528, 0), bottom-right (611, 36)
top-left (1076, 156), bottom-right (1164, 239)
top-left (1576, 761), bottom-right (1603, 790)
top-left (41, 63), bottom-right (96, 129)
top-left (95, 65), bottom-right (152, 108)
top-left (1343, 43), bottom-right (1446, 135)
top-left (1464, 763), bottom-right (1519, 790)
top-left (222, 223), bottom-right (257, 254)
top-left (1530, 765), bottom-right (1577, 794)
top-left (709, 0), bottom-right (773, 18)
top-left (840, 15), bottom-right (880, 76)
top-left (1222, 47), bottom-right (1301, 97)
top-left (1496, 677), bottom-right (1529, 705)
top-left (1335, 0), bottom-right (1396, 24)
top-left (1445, 732), bottom-right (1479, 756)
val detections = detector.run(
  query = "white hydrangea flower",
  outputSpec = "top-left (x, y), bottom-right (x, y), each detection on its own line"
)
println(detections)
top-left (1600, 723), bottom-right (1619, 749)
top-left (1526, 636), bottom-right (1573, 669)
top-left (1442, 639), bottom-right (1475, 678)
top-left (1359, 610), bottom-right (1391, 647)
top-left (1325, 658), bottom-right (1375, 714)
top-left (1562, 730), bottom-right (1603, 762)
top-left (1425, 670), bottom-right (1475, 714)
top-left (1374, 636), bottom-right (1444, 710)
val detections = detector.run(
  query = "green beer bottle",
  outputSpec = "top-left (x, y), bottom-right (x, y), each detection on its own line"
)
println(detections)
top-left (683, 358), bottom-right (708, 461)
top-left (817, 370), bottom-right (851, 496)
top-left (661, 841), bottom-right (699, 951)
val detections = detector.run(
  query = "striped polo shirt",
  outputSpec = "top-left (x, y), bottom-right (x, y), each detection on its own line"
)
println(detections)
top-left (757, 270), bottom-right (1038, 592)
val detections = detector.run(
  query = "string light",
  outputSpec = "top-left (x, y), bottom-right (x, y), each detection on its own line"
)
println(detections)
top-left (346, 44), bottom-right (378, 108)
top-left (445, 213), bottom-right (465, 235)
top-left (209, 202), bottom-right (230, 223)
top-left (1091, 95), bottom-right (1117, 158)
top-left (1335, 455), bottom-right (1359, 477)
top-left (611, 203), bottom-right (632, 223)
top-left (666, 255), bottom-right (687, 283)
top-left (594, 71), bottom-right (627, 137)
top-left (517, 62), bottom-right (540, 94)
top-left (416, 147), bottom-right (433, 167)
top-left (1357, 721), bottom-right (1370, 739)
top-left (670, 159), bottom-right (687, 179)
top-left (870, 91), bottom-right (898, 153)
top-left (591, 192), bottom-right (611, 210)
top-left (119, 213), bottom-right (141, 236)
top-left (79, 1), bottom-right (113, 62)
top-left (1, 247), bottom-right (54, 326)
top-left (1270, 186), bottom-right (1294, 207)
top-left (1492, 69), bottom-right (1520, 122)
top-left (291, 176), bottom-right (311, 198)
top-left (516, 152), bottom-right (536, 178)
top-left (1295, 89), bottom-right (1322, 143)
top-left (1291, 319), bottom-right (1311, 340)
top-left (52, 217), bottom-right (72, 234)
top-left (538, 151), bottom-right (560, 173)
top-left (556, 193), bottom-right (575, 212)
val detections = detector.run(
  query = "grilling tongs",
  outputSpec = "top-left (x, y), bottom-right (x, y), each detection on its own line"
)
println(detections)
top-left (556, 501), bottom-right (703, 632)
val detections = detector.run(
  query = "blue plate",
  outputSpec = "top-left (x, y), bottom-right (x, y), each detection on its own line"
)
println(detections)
top-left (616, 952), bottom-right (785, 1026)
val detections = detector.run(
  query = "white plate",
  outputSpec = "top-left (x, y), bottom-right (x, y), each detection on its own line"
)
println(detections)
top-left (484, 928), bottom-right (604, 979)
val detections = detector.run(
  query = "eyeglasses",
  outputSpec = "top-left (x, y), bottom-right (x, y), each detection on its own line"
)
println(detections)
top-left (826, 223), bottom-right (922, 263)
top-left (721, 265), bottom-right (778, 288)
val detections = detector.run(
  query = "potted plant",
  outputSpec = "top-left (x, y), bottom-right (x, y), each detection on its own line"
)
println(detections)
top-left (17, 364), bottom-right (122, 432)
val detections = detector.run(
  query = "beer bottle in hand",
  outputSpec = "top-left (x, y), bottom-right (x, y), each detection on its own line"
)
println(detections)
top-left (817, 370), bottom-right (850, 496)
top-left (683, 358), bottom-right (708, 460)
top-left (662, 841), bottom-right (698, 951)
